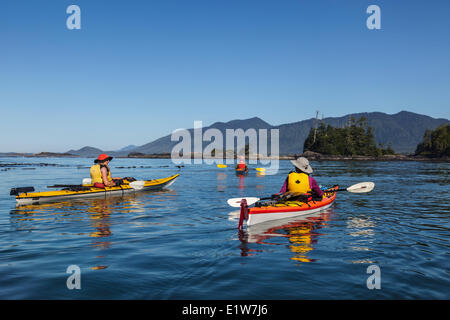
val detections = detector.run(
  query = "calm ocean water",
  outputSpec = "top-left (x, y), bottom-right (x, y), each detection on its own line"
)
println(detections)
top-left (0, 157), bottom-right (448, 299)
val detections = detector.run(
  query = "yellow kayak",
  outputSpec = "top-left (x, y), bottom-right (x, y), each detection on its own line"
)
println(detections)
top-left (11, 174), bottom-right (179, 205)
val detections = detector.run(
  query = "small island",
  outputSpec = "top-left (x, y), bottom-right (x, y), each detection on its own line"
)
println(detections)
top-left (301, 118), bottom-right (449, 162)
top-left (25, 152), bottom-right (78, 158)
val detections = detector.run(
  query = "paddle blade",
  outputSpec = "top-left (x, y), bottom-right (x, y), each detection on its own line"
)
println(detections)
top-left (346, 182), bottom-right (375, 193)
top-left (227, 197), bottom-right (260, 207)
top-left (129, 181), bottom-right (145, 190)
top-left (217, 164), bottom-right (227, 168)
top-left (255, 168), bottom-right (266, 172)
top-left (82, 178), bottom-right (92, 185)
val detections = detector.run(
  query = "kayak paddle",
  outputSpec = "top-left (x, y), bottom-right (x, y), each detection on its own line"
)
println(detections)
top-left (325, 182), bottom-right (375, 193)
top-left (129, 181), bottom-right (145, 190)
top-left (227, 195), bottom-right (276, 207)
top-left (217, 164), bottom-right (266, 171)
top-left (48, 184), bottom-right (85, 188)
top-left (227, 182), bottom-right (375, 208)
top-left (80, 177), bottom-right (145, 189)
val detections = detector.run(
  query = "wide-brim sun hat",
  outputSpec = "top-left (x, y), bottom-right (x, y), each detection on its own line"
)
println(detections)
top-left (94, 154), bottom-right (113, 163)
top-left (290, 157), bottom-right (313, 174)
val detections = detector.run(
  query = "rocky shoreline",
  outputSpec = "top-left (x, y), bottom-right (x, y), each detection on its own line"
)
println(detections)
top-left (26, 152), bottom-right (78, 158)
top-left (127, 152), bottom-right (172, 159)
top-left (299, 151), bottom-right (449, 162)
top-left (124, 151), bottom-right (450, 162)
top-left (1, 151), bottom-right (448, 162)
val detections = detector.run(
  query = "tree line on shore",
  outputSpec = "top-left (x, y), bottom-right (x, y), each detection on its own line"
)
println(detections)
top-left (303, 117), bottom-right (395, 157)
top-left (414, 124), bottom-right (449, 157)
top-left (303, 117), bottom-right (449, 158)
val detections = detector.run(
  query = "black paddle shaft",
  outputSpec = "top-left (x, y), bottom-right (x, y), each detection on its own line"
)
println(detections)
top-left (47, 184), bottom-right (82, 188)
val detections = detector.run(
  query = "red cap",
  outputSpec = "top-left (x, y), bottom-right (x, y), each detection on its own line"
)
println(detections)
top-left (94, 154), bottom-right (113, 163)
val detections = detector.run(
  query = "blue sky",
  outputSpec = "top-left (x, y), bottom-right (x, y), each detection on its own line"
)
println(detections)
top-left (1, 0), bottom-right (449, 152)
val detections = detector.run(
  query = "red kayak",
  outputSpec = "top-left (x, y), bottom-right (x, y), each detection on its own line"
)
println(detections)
top-left (238, 186), bottom-right (338, 228)
top-left (235, 166), bottom-right (248, 175)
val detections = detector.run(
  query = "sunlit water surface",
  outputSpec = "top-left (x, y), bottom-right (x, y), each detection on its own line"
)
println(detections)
top-left (0, 158), bottom-right (448, 299)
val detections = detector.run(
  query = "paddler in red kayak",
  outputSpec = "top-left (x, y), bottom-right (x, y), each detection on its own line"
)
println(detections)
top-left (279, 157), bottom-right (323, 199)
top-left (90, 154), bottom-right (122, 188)
top-left (236, 156), bottom-right (248, 172)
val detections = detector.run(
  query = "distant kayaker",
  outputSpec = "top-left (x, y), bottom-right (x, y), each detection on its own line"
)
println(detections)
top-left (90, 154), bottom-right (121, 188)
top-left (279, 157), bottom-right (323, 198)
top-left (236, 156), bottom-right (248, 171)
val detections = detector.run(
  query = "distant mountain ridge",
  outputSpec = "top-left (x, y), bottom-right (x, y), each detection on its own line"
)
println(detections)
top-left (118, 145), bottom-right (137, 152)
top-left (66, 146), bottom-right (104, 157)
top-left (131, 117), bottom-right (273, 155)
top-left (62, 111), bottom-right (449, 156)
top-left (128, 111), bottom-right (449, 155)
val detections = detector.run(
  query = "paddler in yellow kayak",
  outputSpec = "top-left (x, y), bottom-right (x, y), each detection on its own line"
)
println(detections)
top-left (279, 157), bottom-right (323, 199)
top-left (90, 154), bottom-right (122, 188)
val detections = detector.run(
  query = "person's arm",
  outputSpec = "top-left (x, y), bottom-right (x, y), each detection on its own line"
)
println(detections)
top-left (309, 176), bottom-right (323, 197)
top-left (279, 177), bottom-right (288, 193)
top-left (101, 167), bottom-right (115, 187)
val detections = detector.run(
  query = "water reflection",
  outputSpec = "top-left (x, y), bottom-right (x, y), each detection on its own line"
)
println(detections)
top-left (10, 201), bottom-right (85, 227)
top-left (217, 172), bottom-right (227, 192)
top-left (86, 198), bottom-right (119, 270)
top-left (238, 175), bottom-right (245, 190)
top-left (345, 215), bottom-right (377, 264)
top-left (10, 193), bottom-right (152, 270)
top-left (238, 209), bottom-right (334, 263)
top-left (11, 193), bottom-right (147, 219)
top-left (346, 216), bottom-right (376, 237)
top-left (255, 171), bottom-right (265, 190)
top-left (87, 198), bottom-right (117, 251)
